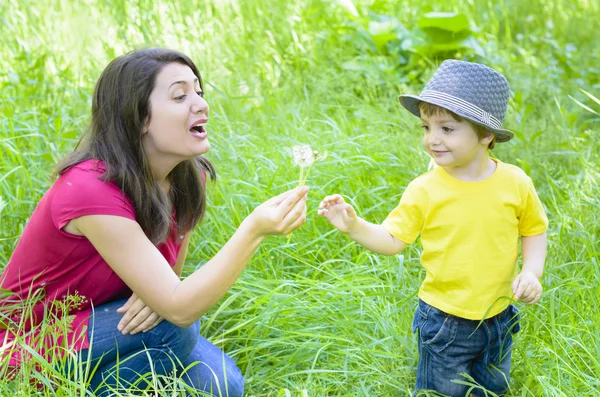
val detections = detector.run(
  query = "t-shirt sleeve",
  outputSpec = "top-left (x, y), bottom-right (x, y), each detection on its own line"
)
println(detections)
top-left (50, 166), bottom-right (136, 230)
top-left (381, 180), bottom-right (426, 244)
top-left (518, 177), bottom-right (548, 236)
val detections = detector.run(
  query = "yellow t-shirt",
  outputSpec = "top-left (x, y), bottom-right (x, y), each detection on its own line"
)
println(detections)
top-left (382, 159), bottom-right (548, 320)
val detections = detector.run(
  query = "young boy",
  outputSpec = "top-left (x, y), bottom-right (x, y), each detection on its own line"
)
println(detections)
top-left (318, 60), bottom-right (548, 396)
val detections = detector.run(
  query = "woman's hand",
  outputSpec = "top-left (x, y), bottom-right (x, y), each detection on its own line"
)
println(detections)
top-left (245, 186), bottom-right (309, 237)
top-left (116, 293), bottom-right (164, 335)
top-left (317, 194), bottom-right (359, 234)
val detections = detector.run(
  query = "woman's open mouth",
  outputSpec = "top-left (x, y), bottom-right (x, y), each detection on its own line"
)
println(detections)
top-left (189, 124), bottom-right (207, 139)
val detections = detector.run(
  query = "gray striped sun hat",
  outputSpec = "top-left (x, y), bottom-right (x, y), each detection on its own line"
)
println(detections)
top-left (399, 60), bottom-right (514, 142)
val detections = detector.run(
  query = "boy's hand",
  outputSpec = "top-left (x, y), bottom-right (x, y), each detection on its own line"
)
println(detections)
top-left (317, 194), bottom-right (358, 233)
top-left (512, 271), bottom-right (542, 304)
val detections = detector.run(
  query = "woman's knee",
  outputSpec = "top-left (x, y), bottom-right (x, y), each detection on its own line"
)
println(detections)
top-left (152, 319), bottom-right (200, 362)
top-left (182, 338), bottom-right (244, 397)
top-left (224, 360), bottom-right (244, 397)
top-left (216, 354), bottom-right (244, 397)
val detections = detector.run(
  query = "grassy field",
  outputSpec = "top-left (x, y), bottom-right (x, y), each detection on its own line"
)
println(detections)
top-left (1, 0), bottom-right (599, 395)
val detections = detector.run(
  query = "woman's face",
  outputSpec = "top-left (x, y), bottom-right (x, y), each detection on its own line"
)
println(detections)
top-left (142, 63), bottom-right (210, 167)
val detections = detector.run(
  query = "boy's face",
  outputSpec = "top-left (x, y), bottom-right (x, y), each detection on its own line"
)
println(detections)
top-left (421, 112), bottom-right (492, 169)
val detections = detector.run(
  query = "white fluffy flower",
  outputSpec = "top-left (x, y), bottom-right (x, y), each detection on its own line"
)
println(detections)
top-left (292, 145), bottom-right (315, 167)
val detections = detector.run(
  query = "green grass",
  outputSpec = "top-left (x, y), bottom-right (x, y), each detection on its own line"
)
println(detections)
top-left (1, 0), bottom-right (599, 395)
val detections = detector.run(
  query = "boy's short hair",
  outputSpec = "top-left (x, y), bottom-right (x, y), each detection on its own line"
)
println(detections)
top-left (419, 102), bottom-right (497, 149)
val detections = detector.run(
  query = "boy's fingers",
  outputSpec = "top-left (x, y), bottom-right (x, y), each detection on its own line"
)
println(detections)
top-left (515, 283), bottom-right (525, 300)
top-left (521, 284), bottom-right (534, 301)
top-left (524, 291), bottom-right (539, 304)
top-left (324, 203), bottom-right (345, 219)
top-left (344, 204), bottom-right (357, 217)
top-left (516, 281), bottom-right (534, 301)
top-left (511, 275), bottom-right (521, 297)
top-left (514, 283), bottom-right (524, 300)
top-left (322, 194), bottom-right (343, 205)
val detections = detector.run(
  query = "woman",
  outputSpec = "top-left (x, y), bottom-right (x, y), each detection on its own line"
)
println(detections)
top-left (0, 48), bottom-right (309, 396)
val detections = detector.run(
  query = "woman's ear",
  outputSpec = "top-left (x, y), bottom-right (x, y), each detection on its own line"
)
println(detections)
top-left (142, 117), bottom-right (149, 134)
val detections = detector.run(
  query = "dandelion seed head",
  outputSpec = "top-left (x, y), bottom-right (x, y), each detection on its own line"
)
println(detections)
top-left (292, 145), bottom-right (315, 167)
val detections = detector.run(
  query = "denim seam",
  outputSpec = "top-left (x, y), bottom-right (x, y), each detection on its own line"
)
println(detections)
top-left (493, 315), bottom-right (503, 365)
top-left (482, 320), bottom-right (491, 366)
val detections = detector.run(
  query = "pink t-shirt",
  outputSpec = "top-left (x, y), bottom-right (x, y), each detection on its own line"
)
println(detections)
top-left (0, 159), bottom-right (182, 365)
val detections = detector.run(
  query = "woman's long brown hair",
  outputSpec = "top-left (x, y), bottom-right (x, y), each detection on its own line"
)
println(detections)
top-left (57, 48), bottom-right (216, 244)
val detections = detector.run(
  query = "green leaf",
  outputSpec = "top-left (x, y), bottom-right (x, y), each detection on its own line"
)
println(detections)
top-left (404, 27), bottom-right (483, 57)
top-left (341, 60), bottom-right (366, 71)
top-left (418, 12), bottom-right (470, 33)
top-left (581, 89), bottom-right (600, 107)
top-left (362, 13), bottom-right (407, 52)
top-left (335, 0), bottom-right (359, 18)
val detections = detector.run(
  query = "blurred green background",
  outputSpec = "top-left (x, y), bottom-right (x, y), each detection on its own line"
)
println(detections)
top-left (1, 0), bottom-right (599, 395)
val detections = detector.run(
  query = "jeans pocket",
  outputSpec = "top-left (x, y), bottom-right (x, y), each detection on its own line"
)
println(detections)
top-left (506, 304), bottom-right (521, 334)
top-left (419, 303), bottom-right (457, 353)
top-left (412, 300), bottom-right (429, 334)
top-left (496, 304), bottom-right (520, 362)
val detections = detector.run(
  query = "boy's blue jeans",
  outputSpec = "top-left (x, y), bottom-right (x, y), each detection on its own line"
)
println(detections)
top-left (413, 299), bottom-right (520, 397)
top-left (70, 298), bottom-right (244, 396)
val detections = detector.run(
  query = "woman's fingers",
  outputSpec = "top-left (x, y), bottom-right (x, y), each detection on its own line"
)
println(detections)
top-left (116, 293), bottom-right (138, 313)
top-left (143, 316), bottom-right (164, 333)
top-left (122, 306), bottom-right (154, 335)
top-left (131, 312), bottom-right (161, 335)
top-left (117, 298), bottom-right (146, 331)
top-left (283, 198), bottom-right (308, 234)
top-left (263, 188), bottom-right (296, 206)
top-left (281, 191), bottom-right (308, 226)
top-left (276, 186), bottom-right (309, 220)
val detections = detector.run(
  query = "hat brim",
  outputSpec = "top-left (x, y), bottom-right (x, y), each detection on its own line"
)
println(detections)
top-left (398, 94), bottom-right (514, 143)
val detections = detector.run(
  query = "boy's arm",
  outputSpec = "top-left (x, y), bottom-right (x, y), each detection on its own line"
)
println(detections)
top-left (347, 217), bottom-right (407, 256)
top-left (318, 194), bottom-right (407, 256)
top-left (521, 232), bottom-right (547, 279)
top-left (513, 232), bottom-right (547, 304)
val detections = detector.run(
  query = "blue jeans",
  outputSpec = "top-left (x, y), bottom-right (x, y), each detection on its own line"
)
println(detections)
top-left (413, 299), bottom-right (520, 397)
top-left (69, 299), bottom-right (244, 396)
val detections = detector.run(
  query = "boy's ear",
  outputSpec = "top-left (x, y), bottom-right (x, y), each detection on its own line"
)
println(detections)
top-left (480, 131), bottom-right (495, 146)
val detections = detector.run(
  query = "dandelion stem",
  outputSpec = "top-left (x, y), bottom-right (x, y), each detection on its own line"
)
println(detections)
top-left (298, 166), bottom-right (305, 187)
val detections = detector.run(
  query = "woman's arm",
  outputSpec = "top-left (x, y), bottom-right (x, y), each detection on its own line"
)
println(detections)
top-left (115, 232), bottom-right (191, 335)
top-left (73, 186), bottom-right (308, 327)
